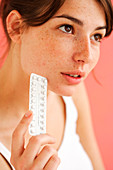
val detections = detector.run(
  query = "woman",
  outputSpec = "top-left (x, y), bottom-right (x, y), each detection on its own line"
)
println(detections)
top-left (0, 0), bottom-right (113, 169)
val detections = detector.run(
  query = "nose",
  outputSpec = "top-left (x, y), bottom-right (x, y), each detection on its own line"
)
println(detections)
top-left (72, 36), bottom-right (91, 64)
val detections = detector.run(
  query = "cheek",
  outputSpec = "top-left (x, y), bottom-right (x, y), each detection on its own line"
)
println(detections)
top-left (88, 48), bottom-right (100, 72)
top-left (93, 48), bottom-right (100, 65)
top-left (20, 48), bottom-right (46, 76)
top-left (47, 36), bottom-right (74, 63)
top-left (20, 34), bottom-right (51, 75)
top-left (20, 30), bottom-right (74, 75)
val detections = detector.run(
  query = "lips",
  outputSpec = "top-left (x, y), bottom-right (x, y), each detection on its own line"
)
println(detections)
top-left (61, 70), bottom-right (85, 85)
top-left (65, 74), bottom-right (81, 78)
top-left (61, 70), bottom-right (85, 78)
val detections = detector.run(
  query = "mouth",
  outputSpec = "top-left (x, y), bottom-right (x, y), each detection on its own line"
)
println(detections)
top-left (61, 71), bottom-right (85, 85)
top-left (64, 74), bottom-right (81, 78)
top-left (61, 70), bottom-right (85, 78)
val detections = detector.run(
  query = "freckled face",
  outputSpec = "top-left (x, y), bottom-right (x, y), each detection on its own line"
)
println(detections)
top-left (20, 0), bottom-right (106, 96)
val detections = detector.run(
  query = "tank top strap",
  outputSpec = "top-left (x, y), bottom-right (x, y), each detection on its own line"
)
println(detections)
top-left (58, 96), bottom-right (79, 153)
top-left (0, 142), bottom-right (15, 169)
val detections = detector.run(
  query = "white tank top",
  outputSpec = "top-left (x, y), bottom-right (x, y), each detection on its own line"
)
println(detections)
top-left (0, 96), bottom-right (93, 170)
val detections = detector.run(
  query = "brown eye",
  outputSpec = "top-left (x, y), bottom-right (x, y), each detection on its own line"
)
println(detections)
top-left (59, 25), bottom-right (73, 34)
top-left (91, 34), bottom-right (103, 42)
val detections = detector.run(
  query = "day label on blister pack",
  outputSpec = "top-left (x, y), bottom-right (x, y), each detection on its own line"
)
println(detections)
top-left (29, 73), bottom-right (47, 136)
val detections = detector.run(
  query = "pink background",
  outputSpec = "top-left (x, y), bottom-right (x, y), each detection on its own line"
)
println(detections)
top-left (85, 31), bottom-right (113, 170)
top-left (0, 1), bottom-right (113, 169)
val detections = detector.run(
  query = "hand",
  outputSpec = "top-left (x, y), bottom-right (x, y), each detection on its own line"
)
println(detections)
top-left (10, 111), bottom-right (60, 170)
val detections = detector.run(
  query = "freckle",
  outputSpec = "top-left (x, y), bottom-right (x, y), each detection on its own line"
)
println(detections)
top-left (42, 62), bottom-right (46, 66)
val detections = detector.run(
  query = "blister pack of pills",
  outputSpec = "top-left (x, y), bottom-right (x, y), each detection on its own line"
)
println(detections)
top-left (29, 73), bottom-right (47, 136)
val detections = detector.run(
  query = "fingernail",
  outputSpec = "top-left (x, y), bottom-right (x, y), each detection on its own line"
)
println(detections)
top-left (24, 111), bottom-right (32, 118)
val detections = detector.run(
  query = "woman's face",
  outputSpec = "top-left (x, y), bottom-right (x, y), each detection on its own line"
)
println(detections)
top-left (20, 0), bottom-right (106, 96)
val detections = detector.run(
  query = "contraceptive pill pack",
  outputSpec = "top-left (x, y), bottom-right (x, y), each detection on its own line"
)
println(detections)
top-left (29, 73), bottom-right (47, 136)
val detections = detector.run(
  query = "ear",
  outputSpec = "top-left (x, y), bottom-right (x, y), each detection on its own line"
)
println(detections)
top-left (6, 10), bottom-right (22, 43)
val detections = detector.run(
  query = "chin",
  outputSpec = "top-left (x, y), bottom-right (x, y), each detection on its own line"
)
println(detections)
top-left (49, 85), bottom-right (76, 97)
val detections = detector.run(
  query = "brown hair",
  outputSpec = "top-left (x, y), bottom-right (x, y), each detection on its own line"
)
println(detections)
top-left (98, 0), bottom-right (113, 36)
top-left (0, 0), bottom-right (65, 42)
top-left (0, 0), bottom-right (113, 42)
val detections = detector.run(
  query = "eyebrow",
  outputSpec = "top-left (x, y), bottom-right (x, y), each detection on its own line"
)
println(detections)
top-left (54, 14), bottom-right (83, 26)
top-left (53, 14), bottom-right (107, 31)
top-left (95, 26), bottom-right (107, 31)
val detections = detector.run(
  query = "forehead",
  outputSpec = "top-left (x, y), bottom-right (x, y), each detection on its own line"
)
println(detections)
top-left (55, 0), bottom-right (106, 28)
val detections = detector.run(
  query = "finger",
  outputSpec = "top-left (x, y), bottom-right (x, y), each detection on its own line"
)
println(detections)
top-left (11, 111), bottom-right (33, 159)
top-left (33, 145), bottom-right (57, 169)
top-left (44, 154), bottom-right (61, 170)
top-left (21, 134), bottom-right (56, 165)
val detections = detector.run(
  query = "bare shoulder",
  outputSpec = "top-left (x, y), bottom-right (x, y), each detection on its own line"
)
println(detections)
top-left (72, 82), bottom-right (105, 170)
top-left (0, 154), bottom-right (12, 170)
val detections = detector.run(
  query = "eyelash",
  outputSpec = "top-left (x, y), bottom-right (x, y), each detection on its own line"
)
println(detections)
top-left (58, 25), bottom-right (104, 43)
top-left (91, 34), bottom-right (103, 43)
top-left (59, 24), bottom-right (74, 34)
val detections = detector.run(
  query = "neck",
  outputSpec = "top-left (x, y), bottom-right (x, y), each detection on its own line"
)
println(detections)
top-left (0, 43), bottom-right (30, 117)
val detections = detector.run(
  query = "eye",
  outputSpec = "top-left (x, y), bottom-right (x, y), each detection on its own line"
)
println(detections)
top-left (59, 25), bottom-right (73, 34)
top-left (91, 34), bottom-right (103, 43)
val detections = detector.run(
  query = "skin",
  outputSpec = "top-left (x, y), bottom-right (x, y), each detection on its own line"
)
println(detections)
top-left (5, 0), bottom-right (106, 96)
top-left (0, 0), bottom-right (106, 169)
